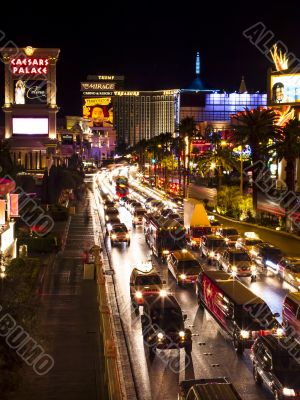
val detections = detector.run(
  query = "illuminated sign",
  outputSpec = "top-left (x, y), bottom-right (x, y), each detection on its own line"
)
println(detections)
top-left (114, 91), bottom-right (139, 96)
top-left (270, 73), bottom-right (300, 104)
top-left (10, 194), bottom-right (18, 217)
top-left (14, 80), bottom-right (47, 104)
top-left (163, 90), bottom-right (180, 96)
top-left (10, 58), bottom-right (49, 75)
top-left (83, 91), bottom-right (114, 97)
top-left (12, 118), bottom-right (49, 135)
top-left (87, 75), bottom-right (124, 81)
top-left (81, 82), bottom-right (116, 91)
top-left (83, 98), bottom-right (113, 128)
top-left (1, 222), bottom-right (15, 253)
top-left (0, 200), bottom-right (5, 225)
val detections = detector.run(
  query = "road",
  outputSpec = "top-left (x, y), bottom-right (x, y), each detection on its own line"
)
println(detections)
top-left (94, 172), bottom-right (300, 400)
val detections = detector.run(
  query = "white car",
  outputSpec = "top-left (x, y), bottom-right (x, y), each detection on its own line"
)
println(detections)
top-left (218, 248), bottom-right (257, 281)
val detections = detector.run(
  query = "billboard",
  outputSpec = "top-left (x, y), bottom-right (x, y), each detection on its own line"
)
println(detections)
top-left (270, 73), bottom-right (300, 104)
top-left (82, 97), bottom-right (113, 128)
top-left (14, 79), bottom-right (47, 104)
top-left (12, 118), bottom-right (48, 135)
top-left (81, 82), bottom-right (116, 91)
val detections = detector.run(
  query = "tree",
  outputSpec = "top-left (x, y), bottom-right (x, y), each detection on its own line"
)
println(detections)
top-left (271, 118), bottom-right (300, 192)
top-left (179, 117), bottom-right (198, 195)
top-left (231, 107), bottom-right (280, 212)
top-left (197, 147), bottom-right (239, 188)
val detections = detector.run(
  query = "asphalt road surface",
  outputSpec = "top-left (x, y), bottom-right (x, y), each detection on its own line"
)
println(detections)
top-left (94, 173), bottom-right (300, 400)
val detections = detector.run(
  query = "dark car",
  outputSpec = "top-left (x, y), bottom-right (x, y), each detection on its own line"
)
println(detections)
top-left (141, 294), bottom-right (192, 357)
top-left (251, 243), bottom-right (283, 269)
top-left (179, 377), bottom-right (242, 400)
top-left (251, 335), bottom-right (300, 399)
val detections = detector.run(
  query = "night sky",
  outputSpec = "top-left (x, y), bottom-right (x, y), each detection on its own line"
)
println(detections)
top-left (0, 7), bottom-right (299, 120)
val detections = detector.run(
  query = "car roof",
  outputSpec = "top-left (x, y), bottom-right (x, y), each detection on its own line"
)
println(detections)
top-left (202, 271), bottom-right (265, 305)
top-left (225, 248), bottom-right (248, 254)
top-left (172, 250), bottom-right (197, 261)
top-left (205, 235), bottom-right (225, 240)
top-left (258, 335), bottom-right (300, 358)
top-left (106, 207), bottom-right (118, 212)
top-left (255, 242), bottom-right (281, 250)
top-left (194, 382), bottom-right (242, 399)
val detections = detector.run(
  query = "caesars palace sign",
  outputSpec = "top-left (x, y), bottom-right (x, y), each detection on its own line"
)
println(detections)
top-left (10, 58), bottom-right (49, 75)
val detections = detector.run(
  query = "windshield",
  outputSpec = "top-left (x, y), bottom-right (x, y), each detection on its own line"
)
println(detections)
top-left (113, 226), bottom-right (127, 233)
top-left (136, 210), bottom-right (145, 216)
top-left (151, 307), bottom-right (184, 330)
top-left (230, 253), bottom-right (251, 262)
top-left (178, 260), bottom-right (200, 270)
top-left (192, 227), bottom-right (212, 237)
top-left (223, 229), bottom-right (239, 236)
top-left (207, 239), bottom-right (226, 248)
top-left (238, 303), bottom-right (278, 330)
top-left (245, 239), bottom-right (262, 246)
top-left (107, 209), bottom-right (118, 215)
top-left (136, 275), bottom-right (162, 286)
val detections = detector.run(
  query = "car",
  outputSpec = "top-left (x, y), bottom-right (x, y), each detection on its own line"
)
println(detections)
top-left (129, 201), bottom-right (142, 214)
top-left (235, 236), bottom-right (264, 252)
top-left (125, 198), bottom-right (135, 210)
top-left (161, 208), bottom-right (174, 218)
top-left (130, 264), bottom-right (164, 307)
top-left (225, 234), bottom-right (241, 247)
top-left (106, 217), bottom-right (121, 231)
top-left (119, 196), bottom-right (128, 206)
top-left (196, 270), bottom-right (281, 354)
top-left (178, 377), bottom-right (242, 400)
top-left (218, 248), bottom-right (257, 281)
top-left (167, 249), bottom-right (203, 286)
top-left (282, 292), bottom-right (300, 339)
top-left (216, 227), bottom-right (239, 241)
top-left (103, 200), bottom-right (115, 209)
top-left (105, 207), bottom-right (119, 222)
top-left (141, 294), bottom-right (192, 357)
top-left (200, 235), bottom-right (227, 264)
top-left (109, 223), bottom-right (130, 246)
top-left (132, 208), bottom-right (146, 227)
top-left (250, 243), bottom-right (283, 270)
top-left (277, 257), bottom-right (300, 289)
top-left (251, 335), bottom-right (300, 399)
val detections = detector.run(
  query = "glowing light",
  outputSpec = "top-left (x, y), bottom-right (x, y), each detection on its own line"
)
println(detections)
top-left (270, 44), bottom-right (289, 71)
top-left (210, 162), bottom-right (216, 170)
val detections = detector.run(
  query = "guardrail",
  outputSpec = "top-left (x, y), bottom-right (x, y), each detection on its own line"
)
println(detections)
top-left (92, 246), bottom-right (125, 400)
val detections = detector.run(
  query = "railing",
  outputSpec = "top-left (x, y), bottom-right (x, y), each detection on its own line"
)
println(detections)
top-left (92, 246), bottom-right (125, 400)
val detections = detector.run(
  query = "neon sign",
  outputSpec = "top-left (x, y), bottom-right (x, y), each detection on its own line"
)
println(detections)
top-left (11, 58), bottom-right (49, 75)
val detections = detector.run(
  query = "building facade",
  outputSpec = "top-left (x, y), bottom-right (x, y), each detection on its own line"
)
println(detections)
top-left (0, 46), bottom-right (60, 172)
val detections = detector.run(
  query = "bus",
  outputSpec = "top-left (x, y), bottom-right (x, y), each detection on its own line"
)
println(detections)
top-left (115, 176), bottom-right (129, 198)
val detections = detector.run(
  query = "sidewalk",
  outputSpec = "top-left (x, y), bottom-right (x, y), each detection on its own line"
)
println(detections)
top-left (9, 194), bottom-right (106, 400)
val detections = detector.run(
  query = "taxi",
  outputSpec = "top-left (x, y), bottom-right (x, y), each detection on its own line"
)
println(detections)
top-left (130, 262), bottom-right (165, 307)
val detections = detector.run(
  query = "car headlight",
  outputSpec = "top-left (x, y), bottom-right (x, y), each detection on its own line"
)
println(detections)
top-left (157, 332), bottom-right (164, 340)
top-left (209, 251), bottom-right (215, 257)
top-left (251, 265), bottom-right (256, 272)
top-left (134, 217), bottom-right (139, 222)
top-left (111, 234), bottom-right (117, 239)
top-left (296, 277), bottom-right (300, 283)
top-left (179, 331), bottom-right (185, 338)
top-left (162, 250), bottom-right (169, 255)
top-left (135, 291), bottom-right (143, 299)
top-left (191, 240), bottom-right (197, 245)
top-left (276, 328), bottom-right (284, 336)
top-left (232, 266), bottom-right (237, 271)
top-left (159, 289), bottom-right (167, 297)
top-left (105, 216), bottom-right (109, 220)
top-left (283, 388), bottom-right (295, 396)
top-left (224, 237), bottom-right (229, 242)
top-left (126, 233), bottom-right (130, 239)
top-left (240, 330), bottom-right (250, 339)
top-left (179, 274), bottom-right (187, 280)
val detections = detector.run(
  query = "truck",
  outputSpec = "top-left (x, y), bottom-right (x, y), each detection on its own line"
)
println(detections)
top-left (184, 198), bottom-right (212, 249)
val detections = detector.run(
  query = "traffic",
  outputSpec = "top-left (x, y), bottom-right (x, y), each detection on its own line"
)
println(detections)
top-left (94, 166), bottom-right (300, 400)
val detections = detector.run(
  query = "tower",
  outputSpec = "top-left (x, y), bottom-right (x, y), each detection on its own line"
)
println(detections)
top-left (196, 51), bottom-right (200, 76)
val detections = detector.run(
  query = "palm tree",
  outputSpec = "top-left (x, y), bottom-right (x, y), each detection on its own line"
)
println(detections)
top-left (231, 107), bottom-right (280, 212)
top-left (171, 136), bottom-right (184, 195)
top-left (197, 147), bottom-right (239, 188)
top-left (271, 118), bottom-right (300, 192)
top-left (179, 117), bottom-right (198, 196)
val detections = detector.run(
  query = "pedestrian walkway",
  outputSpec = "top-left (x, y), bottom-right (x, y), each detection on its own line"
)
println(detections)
top-left (9, 193), bottom-right (106, 400)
